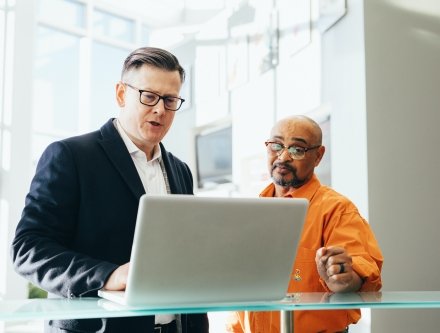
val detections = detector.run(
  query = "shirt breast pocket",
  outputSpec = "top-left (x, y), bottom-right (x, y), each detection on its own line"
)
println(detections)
top-left (289, 246), bottom-right (322, 292)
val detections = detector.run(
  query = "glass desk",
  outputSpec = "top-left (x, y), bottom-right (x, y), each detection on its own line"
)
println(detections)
top-left (2, 291), bottom-right (440, 331)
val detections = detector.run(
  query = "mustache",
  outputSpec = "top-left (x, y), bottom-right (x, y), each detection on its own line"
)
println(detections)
top-left (272, 162), bottom-right (296, 173)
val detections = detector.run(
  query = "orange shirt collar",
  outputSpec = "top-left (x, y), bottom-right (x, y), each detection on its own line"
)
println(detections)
top-left (259, 174), bottom-right (321, 201)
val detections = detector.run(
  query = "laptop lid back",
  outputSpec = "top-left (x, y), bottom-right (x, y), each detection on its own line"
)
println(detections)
top-left (124, 195), bottom-right (308, 306)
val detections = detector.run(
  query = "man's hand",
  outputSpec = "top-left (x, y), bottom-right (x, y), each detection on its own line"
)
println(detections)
top-left (315, 246), bottom-right (362, 293)
top-left (103, 262), bottom-right (130, 291)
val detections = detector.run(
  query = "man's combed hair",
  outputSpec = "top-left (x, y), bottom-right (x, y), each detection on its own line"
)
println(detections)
top-left (121, 47), bottom-right (185, 82)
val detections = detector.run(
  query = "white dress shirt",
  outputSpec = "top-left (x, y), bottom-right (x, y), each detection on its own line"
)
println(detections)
top-left (115, 119), bottom-right (175, 325)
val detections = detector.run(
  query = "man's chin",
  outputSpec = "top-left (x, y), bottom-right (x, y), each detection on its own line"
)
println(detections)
top-left (273, 176), bottom-right (293, 187)
top-left (272, 175), bottom-right (304, 188)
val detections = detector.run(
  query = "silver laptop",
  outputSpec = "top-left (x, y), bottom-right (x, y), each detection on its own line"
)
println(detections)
top-left (98, 194), bottom-right (308, 307)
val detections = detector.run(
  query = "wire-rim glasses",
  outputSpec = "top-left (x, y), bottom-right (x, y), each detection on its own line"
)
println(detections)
top-left (124, 82), bottom-right (185, 111)
top-left (265, 141), bottom-right (321, 160)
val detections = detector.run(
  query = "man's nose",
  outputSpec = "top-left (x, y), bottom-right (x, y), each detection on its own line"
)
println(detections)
top-left (152, 99), bottom-right (166, 114)
top-left (277, 148), bottom-right (293, 161)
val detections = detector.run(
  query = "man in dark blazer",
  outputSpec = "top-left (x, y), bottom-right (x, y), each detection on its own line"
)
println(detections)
top-left (11, 47), bottom-right (208, 333)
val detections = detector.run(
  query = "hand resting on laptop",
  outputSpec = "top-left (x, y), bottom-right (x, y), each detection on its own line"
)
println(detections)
top-left (104, 262), bottom-right (130, 291)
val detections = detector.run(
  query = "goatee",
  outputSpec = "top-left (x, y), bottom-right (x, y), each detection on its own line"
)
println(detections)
top-left (271, 163), bottom-right (306, 188)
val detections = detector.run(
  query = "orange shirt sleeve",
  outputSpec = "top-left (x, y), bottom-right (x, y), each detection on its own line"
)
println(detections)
top-left (319, 202), bottom-right (383, 292)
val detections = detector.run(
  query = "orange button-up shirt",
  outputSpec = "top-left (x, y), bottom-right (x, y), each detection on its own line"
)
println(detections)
top-left (227, 175), bottom-right (383, 333)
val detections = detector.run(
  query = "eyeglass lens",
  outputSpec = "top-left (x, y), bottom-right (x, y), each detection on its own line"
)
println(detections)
top-left (140, 91), bottom-right (182, 110)
top-left (267, 143), bottom-right (306, 159)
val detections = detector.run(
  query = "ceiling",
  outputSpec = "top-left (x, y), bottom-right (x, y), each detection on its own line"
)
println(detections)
top-left (99, 0), bottom-right (228, 28)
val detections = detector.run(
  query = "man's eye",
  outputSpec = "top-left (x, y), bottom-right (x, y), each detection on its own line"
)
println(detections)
top-left (272, 143), bottom-right (283, 151)
top-left (289, 146), bottom-right (305, 154)
top-left (165, 97), bottom-right (178, 104)
top-left (142, 93), bottom-right (157, 102)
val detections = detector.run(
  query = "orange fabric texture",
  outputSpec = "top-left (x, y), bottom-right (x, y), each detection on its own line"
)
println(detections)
top-left (226, 174), bottom-right (383, 333)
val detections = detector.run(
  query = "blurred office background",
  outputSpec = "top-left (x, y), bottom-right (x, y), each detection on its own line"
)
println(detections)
top-left (1, 0), bottom-right (440, 332)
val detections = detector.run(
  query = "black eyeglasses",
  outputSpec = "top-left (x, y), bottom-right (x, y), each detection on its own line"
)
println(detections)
top-left (124, 83), bottom-right (185, 111)
top-left (265, 141), bottom-right (321, 160)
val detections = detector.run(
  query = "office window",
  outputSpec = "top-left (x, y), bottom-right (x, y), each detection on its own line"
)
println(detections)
top-left (0, 4), bottom-right (5, 127)
top-left (93, 9), bottom-right (135, 43)
top-left (33, 26), bottom-right (80, 135)
top-left (90, 41), bottom-right (127, 128)
top-left (1, 0), bottom-right (14, 128)
top-left (1, 129), bottom-right (10, 171)
top-left (38, 0), bottom-right (86, 29)
top-left (0, 196), bottom-right (9, 295)
top-left (31, 0), bottom-right (139, 158)
top-left (31, 132), bottom-right (61, 166)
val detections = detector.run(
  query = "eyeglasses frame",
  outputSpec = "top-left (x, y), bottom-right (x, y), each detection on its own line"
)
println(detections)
top-left (123, 82), bottom-right (185, 111)
top-left (265, 141), bottom-right (321, 160)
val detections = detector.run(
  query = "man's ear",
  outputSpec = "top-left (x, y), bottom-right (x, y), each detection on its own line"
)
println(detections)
top-left (314, 145), bottom-right (326, 167)
top-left (116, 82), bottom-right (125, 107)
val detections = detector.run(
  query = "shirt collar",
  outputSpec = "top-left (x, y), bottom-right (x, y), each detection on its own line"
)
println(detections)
top-left (259, 174), bottom-right (321, 201)
top-left (115, 118), bottom-right (162, 161)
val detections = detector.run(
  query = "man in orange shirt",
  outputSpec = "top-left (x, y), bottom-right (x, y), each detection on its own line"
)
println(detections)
top-left (226, 115), bottom-right (383, 333)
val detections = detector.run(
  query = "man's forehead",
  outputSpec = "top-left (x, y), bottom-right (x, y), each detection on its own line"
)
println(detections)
top-left (271, 121), bottom-right (314, 138)
top-left (270, 134), bottom-right (309, 144)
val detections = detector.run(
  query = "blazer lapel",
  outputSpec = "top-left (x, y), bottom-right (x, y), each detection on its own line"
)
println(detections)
top-left (159, 143), bottom-right (179, 194)
top-left (98, 119), bottom-right (145, 200)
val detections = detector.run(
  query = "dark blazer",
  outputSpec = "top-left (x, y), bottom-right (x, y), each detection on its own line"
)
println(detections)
top-left (11, 119), bottom-right (208, 333)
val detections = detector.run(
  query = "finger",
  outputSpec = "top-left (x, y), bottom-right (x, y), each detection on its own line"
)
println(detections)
top-left (318, 247), bottom-right (347, 264)
top-left (315, 247), bottom-right (329, 269)
top-left (326, 254), bottom-right (352, 269)
top-left (324, 246), bottom-right (345, 256)
top-left (327, 262), bottom-right (351, 277)
top-left (315, 247), bottom-right (327, 262)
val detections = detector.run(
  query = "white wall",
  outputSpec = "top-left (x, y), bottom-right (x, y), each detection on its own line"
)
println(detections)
top-left (321, 0), bottom-right (440, 330)
top-left (364, 0), bottom-right (440, 331)
top-left (321, 0), bottom-right (369, 217)
top-left (320, 1), bottom-right (370, 331)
